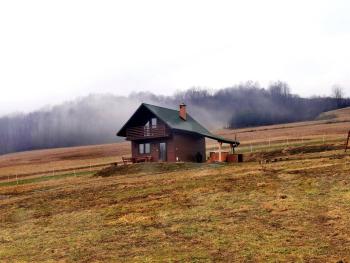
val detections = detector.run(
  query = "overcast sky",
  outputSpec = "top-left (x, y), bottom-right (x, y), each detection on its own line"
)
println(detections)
top-left (0, 0), bottom-right (350, 115)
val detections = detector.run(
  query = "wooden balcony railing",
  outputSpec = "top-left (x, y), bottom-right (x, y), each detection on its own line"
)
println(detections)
top-left (126, 124), bottom-right (170, 140)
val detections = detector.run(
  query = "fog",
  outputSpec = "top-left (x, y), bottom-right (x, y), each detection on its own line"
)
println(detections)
top-left (0, 82), bottom-right (349, 155)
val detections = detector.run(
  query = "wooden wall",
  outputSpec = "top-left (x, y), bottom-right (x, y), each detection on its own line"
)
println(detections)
top-left (131, 138), bottom-right (174, 162)
top-left (172, 132), bottom-right (206, 162)
top-left (130, 131), bottom-right (206, 162)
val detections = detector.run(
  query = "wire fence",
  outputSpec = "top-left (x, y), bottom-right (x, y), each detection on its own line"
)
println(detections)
top-left (207, 134), bottom-right (348, 154)
top-left (0, 161), bottom-right (120, 185)
top-left (2, 134), bottom-right (349, 185)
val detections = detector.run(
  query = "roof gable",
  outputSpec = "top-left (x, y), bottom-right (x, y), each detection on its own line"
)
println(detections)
top-left (142, 103), bottom-right (213, 137)
top-left (117, 103), bottom-right (239, 145)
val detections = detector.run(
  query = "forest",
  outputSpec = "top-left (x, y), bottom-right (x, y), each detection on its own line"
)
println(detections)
top-left (0, 81), bottom-right (349, 155)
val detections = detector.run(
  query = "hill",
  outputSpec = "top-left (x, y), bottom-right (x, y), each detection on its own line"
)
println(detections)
top-left (1, 144), bottom-right (350, 261)
top-left (0, 107), bottom-right (350, 261)
top-left (0, 107), bottom-right (349, 181)
top-left (212, 106), bottom-right (350, 149)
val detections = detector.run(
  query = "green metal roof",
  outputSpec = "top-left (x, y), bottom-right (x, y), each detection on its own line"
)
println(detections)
top-left (117, 103), bottom-right (240, 146)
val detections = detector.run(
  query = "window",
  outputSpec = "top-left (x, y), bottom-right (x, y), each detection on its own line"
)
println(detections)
top-left (151, 118), bottom-right (157, 127)
top-left (145, 143), bottom-right (150, 153)
top-left (144, 121), bottom-right (150, 136)
top-left (139, 143), bottom-right (151, 154)
top-left (139, 144), bottom-right (144, 154)
top-left (159, 142), bottom-right (167, 161)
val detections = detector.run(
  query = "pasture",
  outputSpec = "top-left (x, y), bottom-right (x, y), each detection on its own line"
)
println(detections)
top-left (0, 108), bottom-right (350, 262)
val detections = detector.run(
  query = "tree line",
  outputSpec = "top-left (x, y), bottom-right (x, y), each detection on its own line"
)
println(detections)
top-left (0, 81), bottom-right (349, 155)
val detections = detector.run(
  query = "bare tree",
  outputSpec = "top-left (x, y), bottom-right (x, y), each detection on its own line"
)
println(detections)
top-left (332, 85), bottom-right (344, 107)
top-left (269, 81), bottom-right (291, 98)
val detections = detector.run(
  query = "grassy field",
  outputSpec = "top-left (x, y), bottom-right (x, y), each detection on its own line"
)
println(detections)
top-left (1, 107), bottom-right (349, 179)
top-left (1, 146), bottom-right (350, 262)
top-left (0, 108), bottom-right (350, 262)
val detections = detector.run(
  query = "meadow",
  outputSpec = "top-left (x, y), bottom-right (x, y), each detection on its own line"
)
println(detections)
top-left (0, 108), bottom-right (350, 262)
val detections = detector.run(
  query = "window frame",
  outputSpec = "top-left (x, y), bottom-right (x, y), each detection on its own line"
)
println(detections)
top-left (145, 143), bottom-right (151, 154)
top-left (151, 118), bottom-right (157, 127)
top-left (139, 143), bottom-right (151, 154)
top-left (139, 144), bottom-right (145, 154)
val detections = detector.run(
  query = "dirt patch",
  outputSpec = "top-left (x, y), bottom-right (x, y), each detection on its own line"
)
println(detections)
top-left (283, 144), bottom-right (341, 155)
top-left (246, 144), bottom-right (344, 162)
top-left (95, 162), bottom-right (207, 177)
top-left (0, 195), bottom-right (10, 200)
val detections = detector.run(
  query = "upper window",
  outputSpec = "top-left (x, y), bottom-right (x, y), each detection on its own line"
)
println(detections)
top-left (144, 121), bottom-right (150, 136)
top-left (151, 118), bottom-right (157, 127)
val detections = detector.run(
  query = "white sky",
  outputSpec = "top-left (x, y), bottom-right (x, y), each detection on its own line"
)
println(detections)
top-left (0, 0), bottom-right (350, 115)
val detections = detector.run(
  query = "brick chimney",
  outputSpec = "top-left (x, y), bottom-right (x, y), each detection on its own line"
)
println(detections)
top-left (179, 103), bottom-right (187, 120)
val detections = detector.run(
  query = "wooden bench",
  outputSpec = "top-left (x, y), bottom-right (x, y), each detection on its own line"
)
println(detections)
top-left (122, 157), bottom-right (135, 165)
top-left (134, 156), bottom-right (153, 163)
top-left (122, 156), bottom-right (153, 165)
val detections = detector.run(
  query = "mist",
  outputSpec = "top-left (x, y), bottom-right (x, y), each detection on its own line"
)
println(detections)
top-left (0, 81), bottom-right (349, 155)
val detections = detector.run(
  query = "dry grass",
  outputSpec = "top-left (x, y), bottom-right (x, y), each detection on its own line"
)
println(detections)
top-left (1, 107), bottom-right (349, 178)
top-left (1, 145), bottom-right (350, 262)
top-left (1, 107), bottom-right (350, 262)
top-left (210, 107), bottom-right (350, 147)
top-left (207, 107), bottom-right (350, 153)
top-left (0, 142), bottom-right (130, 178)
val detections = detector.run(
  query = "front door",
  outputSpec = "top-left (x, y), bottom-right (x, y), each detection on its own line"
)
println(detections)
top-left (159, 142), bottom-right (167, 161)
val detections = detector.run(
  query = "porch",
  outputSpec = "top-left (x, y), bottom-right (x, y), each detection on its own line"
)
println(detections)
top-left (126, 124), bottom-right (170, 140)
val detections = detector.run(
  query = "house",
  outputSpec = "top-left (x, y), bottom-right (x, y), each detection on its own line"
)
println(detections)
top-left (117, 103), bottom-right (240, 163)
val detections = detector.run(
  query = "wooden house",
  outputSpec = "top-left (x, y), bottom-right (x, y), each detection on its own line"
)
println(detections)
top-left (117, 103), bottom-right (240, 163)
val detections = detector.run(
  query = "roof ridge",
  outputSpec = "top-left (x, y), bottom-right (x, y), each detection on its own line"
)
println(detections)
top-left (143, 102), bottom-right (199, 121)
top-left (142, 102), bottom-right (179, 112)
